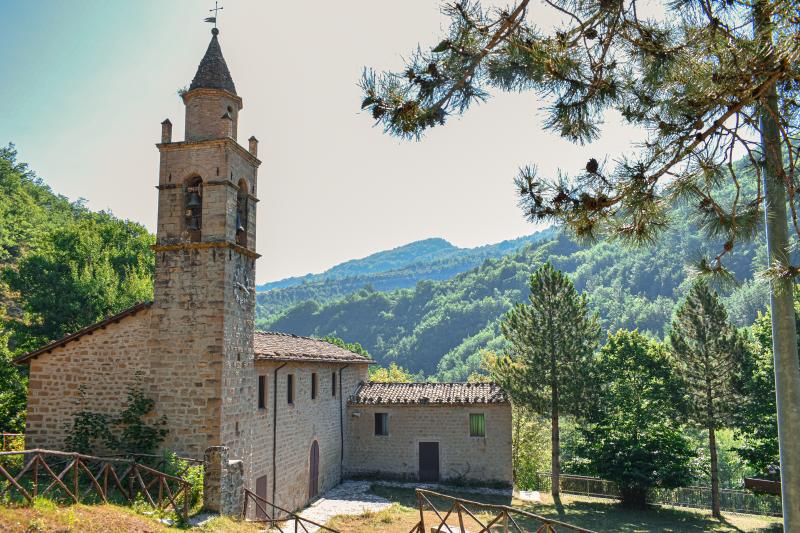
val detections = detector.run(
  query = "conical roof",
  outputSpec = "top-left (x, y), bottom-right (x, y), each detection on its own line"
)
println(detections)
top-left (188, 28), bottom-right (236, 95)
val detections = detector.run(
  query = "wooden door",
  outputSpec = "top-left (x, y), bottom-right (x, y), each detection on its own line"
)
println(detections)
top-left (419, 442), bottom-right (440, 482)
top-left (255, 475), bottom-right (268, 520)
top-left (309, 440), bottom-right (320, 500)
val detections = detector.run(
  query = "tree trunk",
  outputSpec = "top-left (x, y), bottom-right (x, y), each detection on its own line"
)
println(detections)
top-left (755, 2), bottom-right (800, 529)
top-left (709, 425), bottom-right (721, 519)
top-left (551, 386), bottom-right (560, 498)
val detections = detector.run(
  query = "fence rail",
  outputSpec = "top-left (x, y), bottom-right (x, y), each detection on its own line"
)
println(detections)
top-left (0, 448), bottom-right (192, 521)
top-left (531, 472), bottom-right (782, 517)
top-left (242, 488), bottom-right (339, 532)
top-left (409, 488), bottom-right (596, 533)
top-left (1, 433), bottom-right (23, 452)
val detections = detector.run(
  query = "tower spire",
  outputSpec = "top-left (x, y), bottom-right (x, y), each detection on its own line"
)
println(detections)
top-left (188, 26), bottom-right (236, 95)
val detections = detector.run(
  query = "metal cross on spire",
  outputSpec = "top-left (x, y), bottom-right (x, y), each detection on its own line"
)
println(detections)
top-left (204, 1), bottom-right (223, 29)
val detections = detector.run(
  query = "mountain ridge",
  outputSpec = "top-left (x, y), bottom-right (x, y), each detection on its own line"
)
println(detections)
top-left (258, 232), bottom-right (553, 292)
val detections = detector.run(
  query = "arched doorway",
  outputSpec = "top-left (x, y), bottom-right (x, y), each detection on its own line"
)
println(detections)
top-left (309, 440), bottom-right (319, 500)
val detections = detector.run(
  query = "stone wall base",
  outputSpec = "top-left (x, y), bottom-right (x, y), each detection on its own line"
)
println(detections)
top-left (203, 446), bottom-right (244, 516)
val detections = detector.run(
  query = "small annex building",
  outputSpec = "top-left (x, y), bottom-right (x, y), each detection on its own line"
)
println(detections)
top-left (347, 382), bottom-right (512, 485)
top-left (15, 27), bottom-right (513, 515)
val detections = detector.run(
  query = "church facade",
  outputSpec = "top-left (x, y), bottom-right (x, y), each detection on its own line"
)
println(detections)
top-left (16, 29), bottom-right (512, 515)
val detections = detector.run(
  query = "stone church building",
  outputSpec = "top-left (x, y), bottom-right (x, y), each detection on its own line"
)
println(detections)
top-left (16, 29), bottom-right (512, 514)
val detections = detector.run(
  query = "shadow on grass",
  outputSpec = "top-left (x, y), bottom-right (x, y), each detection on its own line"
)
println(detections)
top-left (369, 485), bottom-right (782, 533)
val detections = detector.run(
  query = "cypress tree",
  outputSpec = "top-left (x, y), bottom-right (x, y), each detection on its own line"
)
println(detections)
top-left (669, 281), bottom-right (748, 518)
top-left (493, 263), bottom-right (600, 496)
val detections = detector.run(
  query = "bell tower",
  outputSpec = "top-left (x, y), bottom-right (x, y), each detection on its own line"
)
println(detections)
top-left (149, 28), bottom-right (260, 457)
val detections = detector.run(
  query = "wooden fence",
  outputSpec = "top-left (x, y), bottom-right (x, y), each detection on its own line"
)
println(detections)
top-left (242, 488), bottom-right (339, 532)
top-left (531, 472), bottom-right (782, 517)
top-left (409, 488), bottom-right (595, 533)
top-left (1, 433), bottom-right (23, 452)
top-left (0, 449), bottom-right (193, 521)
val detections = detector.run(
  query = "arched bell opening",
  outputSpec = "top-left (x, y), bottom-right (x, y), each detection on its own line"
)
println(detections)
top-left (185, 176), bottom-right (203, 242)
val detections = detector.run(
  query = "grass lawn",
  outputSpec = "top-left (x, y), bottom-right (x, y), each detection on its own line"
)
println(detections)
top-left (0, 498), bottom-right (263, 533)
top-left (326, 484), bottom-right (783, 533)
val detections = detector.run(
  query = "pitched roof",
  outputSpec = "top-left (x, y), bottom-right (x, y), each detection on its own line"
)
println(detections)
top-left (189, 28), bottom-right (236, 94)
top-left (13, 302), bottom-right (153, 365)
top-left (253, 332), bottom-right (373, 364)
top-left (348, 381), bottom-right (509, 406)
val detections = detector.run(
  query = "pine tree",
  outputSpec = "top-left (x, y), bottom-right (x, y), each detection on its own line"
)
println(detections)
top-left (669, 282), bottom-right (748, 518)
top-left (492, 263), bottom-right (600, 496)
top-left (361, 1), bottom-right (800, 525)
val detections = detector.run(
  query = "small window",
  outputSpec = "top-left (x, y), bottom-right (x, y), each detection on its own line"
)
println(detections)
top-left (374, 413), bottom-right (388, 436)
top-left (331, 372), bottom-right (337, 397)
top-left (469, 413), bottom-right (485, 437)
top-left (287, 374), bottom-right (294, 405)
top-left (258, 375), bottom-right (266, 409)
top-left (311, 372), bottom-right (318, 400)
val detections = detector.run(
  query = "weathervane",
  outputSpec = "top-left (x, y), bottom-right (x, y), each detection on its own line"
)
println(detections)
top-left (204, 1), bottom-right (223, 30)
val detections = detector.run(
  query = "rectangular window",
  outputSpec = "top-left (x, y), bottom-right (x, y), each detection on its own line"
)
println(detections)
top-left (332, 372), bottom-right (337, 397)
top-left (257, 375), bottom-right (266, 409)
top-left (374, 413), bottom-right (388, 436)
top-left (287, 374), bottom-right (294, 405)
top-left (469, 413), bottom-right (485, 437)
top-left (311, 372), bottom-right (318, 400)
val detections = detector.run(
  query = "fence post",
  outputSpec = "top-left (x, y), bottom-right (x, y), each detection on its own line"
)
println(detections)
top-left (417, 491), bottom-right (425, 533)
top-left (73, 457), bottom-right (80, 503)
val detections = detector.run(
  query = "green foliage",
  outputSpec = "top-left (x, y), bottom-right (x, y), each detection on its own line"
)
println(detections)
top-left (0, 329), bottom-right (26, 432)
top-left (575, 330), bottom-right (695, 508)
top-left (493, 263), bottom-right (600, 415)
top-left (369, 362), bottom-right (416, 383)
top-left (256, 232), bottom-right (553, 317)
top-left (0, 145), bottom-right (155, 433)
top-left (64, 373), bottom-right (167, 455)
top-left (669, 282), bottom-right (748, 426)
top-left (733, 297), bottom-right (800, 477)
top-left (511, 405), bottom-right (550, 490)
top-left (161, 451), bottom-right (204, 510)
top-left (260, 213), bottom-right (766, 380)
top-left (360, 0), bottom-right (799, 274)
top-left (4, 214), bottom-right (154, 351)
top-left (320, 336), bottom-right (373, 359)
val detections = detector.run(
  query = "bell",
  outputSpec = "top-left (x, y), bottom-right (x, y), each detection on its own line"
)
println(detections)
top-left (187, 217), bottom-right (199, 231)
top-left (186, 191), bottom-right (201, 209)
top-left (236, 213), bottom-right (245, 234)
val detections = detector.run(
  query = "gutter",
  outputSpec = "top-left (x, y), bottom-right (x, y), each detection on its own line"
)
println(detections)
top-left (272, 361), bottom-right (288, 513)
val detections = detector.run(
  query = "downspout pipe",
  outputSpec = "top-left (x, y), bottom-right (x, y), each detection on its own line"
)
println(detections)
top-left (272, 362), bottom-right (287, 514)
top-left (339, 364), bottom-right (350, 480)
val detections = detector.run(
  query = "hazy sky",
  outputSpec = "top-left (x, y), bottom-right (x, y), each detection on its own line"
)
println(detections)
top-left (0, 1), bottom-right (643, 283)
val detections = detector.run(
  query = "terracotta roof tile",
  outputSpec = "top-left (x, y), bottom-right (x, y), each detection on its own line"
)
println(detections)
top-left (253, 332), bottom-right (373, 364)
top-left (348, 381), bottom-right (509, 406)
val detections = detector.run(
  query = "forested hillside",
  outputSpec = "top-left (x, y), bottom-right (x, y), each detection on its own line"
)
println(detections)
top-left (0, 145), bottom-right (154, 431)
top-left (259, 206), bottom-right (769, 379)
top-left (256, 231), bottom-right (555, 318)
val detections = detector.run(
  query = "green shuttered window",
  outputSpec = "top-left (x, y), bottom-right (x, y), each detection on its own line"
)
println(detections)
top-left (469, 413), bottom-right (485, 437)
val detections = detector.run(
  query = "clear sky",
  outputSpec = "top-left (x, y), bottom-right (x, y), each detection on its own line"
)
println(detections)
top-left (0, 0), bottom-right (643, 284)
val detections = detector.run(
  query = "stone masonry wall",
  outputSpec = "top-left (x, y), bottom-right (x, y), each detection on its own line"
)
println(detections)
top-left (230, 361), bottom-right (369, 516)
top-left (24, 309), bottom-right (152, 451)
top-left (345, 403), bottom-right (513, 486)
top-left (183, 89), bottom-right (241, 142)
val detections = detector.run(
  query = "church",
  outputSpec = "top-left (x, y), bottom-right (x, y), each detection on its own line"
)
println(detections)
top-left (15, 28), bottom-right (512, 515)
